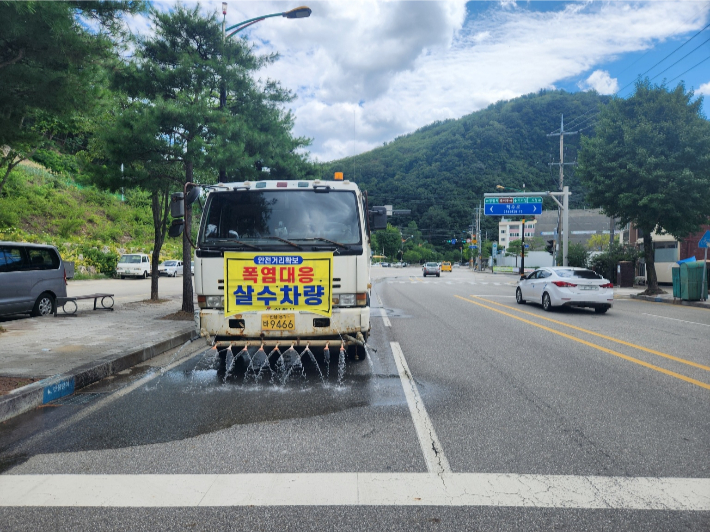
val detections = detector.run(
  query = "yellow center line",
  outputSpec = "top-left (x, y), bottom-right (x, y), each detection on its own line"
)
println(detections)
top-left (454, 295), bottom-right (710, 391)
top-left (468, 296), bottom-right (710, 372)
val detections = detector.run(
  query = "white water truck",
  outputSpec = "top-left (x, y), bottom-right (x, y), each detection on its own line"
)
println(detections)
top-left (170, 176), bottom-right (387, 361)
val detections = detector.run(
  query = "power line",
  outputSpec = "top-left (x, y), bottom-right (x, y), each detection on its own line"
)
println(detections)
top-left (611, 1), bottom-right (710, 83)
top-left (667, 54), bottom-right (710, 84)
top-left (649, 36), bottom-right (710, 83)
top-left (615, 20), bottom-right (710, 95)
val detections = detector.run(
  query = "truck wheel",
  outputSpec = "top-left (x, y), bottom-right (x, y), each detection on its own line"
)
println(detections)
top-left (120, 275), bottom-right (125, 279)
top-left (31, 292), bottom-right (55, 317)
top-left (143, 271), bottom-right (148, 279)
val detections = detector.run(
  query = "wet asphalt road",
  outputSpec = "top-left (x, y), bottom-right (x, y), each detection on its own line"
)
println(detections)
top-left (1, 266), bottom-right (709, 530)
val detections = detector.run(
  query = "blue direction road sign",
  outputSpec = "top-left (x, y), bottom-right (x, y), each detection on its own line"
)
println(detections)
top-left (699, 230), bottom-right (710, 248)
top-left (485, 203), bottom-right (541, 216)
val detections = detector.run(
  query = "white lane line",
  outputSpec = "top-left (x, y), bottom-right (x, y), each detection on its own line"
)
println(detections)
top-left (2, 473), bottom-right (709, 509)
top-left (375, 293), bottom-right (391, 326)
top-left (390, 342), bottom-right (451, 476)
top-left (641, 313), bottom-right (710, 328)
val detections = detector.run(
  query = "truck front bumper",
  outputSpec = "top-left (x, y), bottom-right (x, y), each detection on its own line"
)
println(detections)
top-left (200, 307), bottom-right (370, 348)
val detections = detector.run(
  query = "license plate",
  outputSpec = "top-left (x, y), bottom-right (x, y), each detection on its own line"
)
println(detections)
top-left (580, 285), bottom-right (598, 290)
top-left (261, 313), bottom-right (295, 330)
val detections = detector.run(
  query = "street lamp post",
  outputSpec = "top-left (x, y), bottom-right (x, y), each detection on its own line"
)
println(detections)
top-left (218, 6), bottom-right (312, 182)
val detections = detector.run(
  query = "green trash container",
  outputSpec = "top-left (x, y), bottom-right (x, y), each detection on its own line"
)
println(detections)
top-left (672, 267), bottom-right (681, 298)
top-left (680, 262), bottom-right (707, 301)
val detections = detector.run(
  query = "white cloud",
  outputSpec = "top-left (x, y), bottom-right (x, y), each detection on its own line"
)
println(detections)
top-left (697, 82), bottom-right (710, 96)
top-left (578, 70), bottom-right (619, 94)
top-left (129, 2), bottom-right (710, 162)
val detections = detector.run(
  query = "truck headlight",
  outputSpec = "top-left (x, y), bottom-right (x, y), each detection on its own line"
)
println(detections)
top-left (332, 293), bottom-right (367, 307)
top-left (337, 294), bottom-right (356, 307)
top-left (198, 295), bottom-right (224, 309)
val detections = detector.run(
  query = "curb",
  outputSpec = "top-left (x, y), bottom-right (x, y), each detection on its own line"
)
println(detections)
top-left (0, 328), bottom-right (198, 424)
top-left (629, 294), bottom-right (709, 309)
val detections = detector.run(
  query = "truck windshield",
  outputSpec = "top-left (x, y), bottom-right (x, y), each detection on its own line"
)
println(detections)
top-left (119, 255), bottom-right (141, 264)
top-left (199, 190), bottom-right (362, 247)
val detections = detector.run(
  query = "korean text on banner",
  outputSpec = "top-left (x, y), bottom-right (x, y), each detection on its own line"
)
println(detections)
top-left (224, 252), bottom-right (333, 317)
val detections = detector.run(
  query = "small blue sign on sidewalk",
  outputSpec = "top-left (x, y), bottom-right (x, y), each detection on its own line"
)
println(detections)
top-left (698, 230), bottom-right (710, 248)
top-left (42, 377), bottom-right (75, 404)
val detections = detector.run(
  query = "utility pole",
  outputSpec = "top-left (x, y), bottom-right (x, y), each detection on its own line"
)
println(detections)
top-left (547, 115), bottom-right (577, 266)
top-left (475, 202), bottom-right (482, 271)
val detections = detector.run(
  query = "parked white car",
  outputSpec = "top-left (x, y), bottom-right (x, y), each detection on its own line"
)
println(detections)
top-left (116, 253), bottom-right (151, 279)
top-left (158, 260), bottom-right (183, 277)
top-left (516, 267), bottom-right (613, 313)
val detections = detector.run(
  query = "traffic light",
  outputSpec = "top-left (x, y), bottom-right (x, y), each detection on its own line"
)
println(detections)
top-left (545, 239), bottom-right (554, 254)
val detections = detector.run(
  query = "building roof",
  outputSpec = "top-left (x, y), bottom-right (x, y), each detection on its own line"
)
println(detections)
top-left (533, 209), bottom-right (611, 245)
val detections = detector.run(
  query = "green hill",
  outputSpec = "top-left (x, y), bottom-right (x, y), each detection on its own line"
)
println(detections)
top-left (0, 162), bottom-right (182, 276)
top-left (324, 89), bottom-right (608, 238)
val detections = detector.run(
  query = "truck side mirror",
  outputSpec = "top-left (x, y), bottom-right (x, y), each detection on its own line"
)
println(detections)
top-left (169, 192), bottom-right (185, 238)
top-left (370, 206), bottom-right (387, 230)
top-left (168, 219), bottom-right (184, 238)
top-left (185, 186), bottom-right (201, 206)
top-left (170, 192), bottom-right (184, 218)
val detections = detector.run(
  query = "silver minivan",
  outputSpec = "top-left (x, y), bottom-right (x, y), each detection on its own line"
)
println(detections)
top-left (0, 242), bottom-right (67, 317)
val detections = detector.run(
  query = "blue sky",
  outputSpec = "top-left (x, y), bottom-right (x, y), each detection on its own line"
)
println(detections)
top-left (139, 1), bottom-right (710, 161)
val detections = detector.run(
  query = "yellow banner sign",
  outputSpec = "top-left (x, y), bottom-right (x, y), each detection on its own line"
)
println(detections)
top-left (224, 252), bottom-right (333, 317)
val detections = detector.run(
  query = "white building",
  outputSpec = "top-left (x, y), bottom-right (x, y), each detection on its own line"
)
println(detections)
top-left (498, 219), bottom-right (537, 249)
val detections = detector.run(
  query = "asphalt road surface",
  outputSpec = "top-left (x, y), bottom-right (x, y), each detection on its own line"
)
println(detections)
top-left (1, 266), bottom-right (708, 530)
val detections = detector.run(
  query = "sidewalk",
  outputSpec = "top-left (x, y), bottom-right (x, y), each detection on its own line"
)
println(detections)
top-left (613, 286), bottom-right (710, 309)
top-left (0, 295), bottom-right (198, 422)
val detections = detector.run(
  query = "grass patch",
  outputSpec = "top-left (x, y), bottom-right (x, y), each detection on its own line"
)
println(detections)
top-left (71, 272), bottom-right (113, 281)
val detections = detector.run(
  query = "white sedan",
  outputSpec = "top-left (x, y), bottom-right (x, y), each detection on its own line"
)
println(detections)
top-left (158, 260), bottom-right (183, 277)
top-left (516, 267), bottom-right (613, 313)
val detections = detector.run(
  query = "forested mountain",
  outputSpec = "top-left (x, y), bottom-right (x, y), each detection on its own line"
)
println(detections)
top-left (324, 90), bottom-right (609, 239)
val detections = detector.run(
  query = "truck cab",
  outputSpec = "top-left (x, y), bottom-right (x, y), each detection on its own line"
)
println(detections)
top-left (193, 178), bottom-right (377, 358)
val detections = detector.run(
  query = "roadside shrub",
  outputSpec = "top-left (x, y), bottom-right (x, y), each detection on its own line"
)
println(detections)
top-left (566, 243), bottom-right (589, 268)
top-left (588, 243), bottom-right (641, 283)
top-left (76, 245), bottom-right (120, 276)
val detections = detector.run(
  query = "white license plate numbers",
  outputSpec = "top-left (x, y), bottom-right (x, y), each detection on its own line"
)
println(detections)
top-left (580, 285), bottom-right (598, 290)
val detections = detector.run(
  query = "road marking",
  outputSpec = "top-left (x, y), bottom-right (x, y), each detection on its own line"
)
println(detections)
top-left (641, 313), bottom-right (710, 328)
top-left (456, 296), bottom-right (710, 391)
top-left (472, 297), bottom-right (710, 372)
top-left (2, 473), bottom-right (708, 509)
top-left (9, 340), bottom-right (205, 453)
top-left (383, 315), bottom-right (391, 327)
top-left (390, 342), bottom-right (451, 476)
